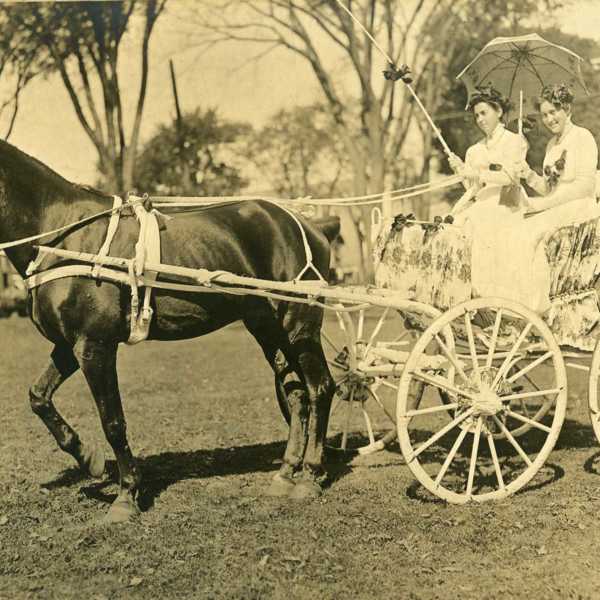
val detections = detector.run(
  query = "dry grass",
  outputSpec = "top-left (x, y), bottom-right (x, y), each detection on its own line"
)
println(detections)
top-left (1, 315), bottom-right (600, 599)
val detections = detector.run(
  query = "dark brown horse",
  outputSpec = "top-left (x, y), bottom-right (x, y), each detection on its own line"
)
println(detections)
top-left (0, 140), bottom-right (337, 522)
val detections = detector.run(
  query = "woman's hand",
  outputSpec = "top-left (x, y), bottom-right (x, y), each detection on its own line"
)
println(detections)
top-left (447, 152), bottom-right (464, 173)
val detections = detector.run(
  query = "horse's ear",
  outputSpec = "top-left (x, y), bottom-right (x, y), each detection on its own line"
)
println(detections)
top-left (311, 216), bottom-right (341, 243)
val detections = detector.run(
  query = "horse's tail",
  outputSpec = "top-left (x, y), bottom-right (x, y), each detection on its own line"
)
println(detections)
top-left (310, 216), bottom-right (341, 244)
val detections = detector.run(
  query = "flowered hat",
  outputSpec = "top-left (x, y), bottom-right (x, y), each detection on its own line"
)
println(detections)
top-left (467, 84), bottom-right (511, 114)
top-left (539, 83), bottom-right (575, 109)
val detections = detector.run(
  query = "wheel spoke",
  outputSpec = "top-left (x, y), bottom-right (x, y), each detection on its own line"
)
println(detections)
top-left (405, 402), bottom-right (460, 417)
top-left (500, 387), bottom-right (561, 401)
top-left (434, 333), bottom-right (470, 384)
top-left (518, 397), bottom-right (532, 418)
top-left (434, 427), bottom-right (468, 486)
top-left (485, 309), bottom-right (503, 369)
top-left (322, 330), bottom-right (341, 355)
top-left (361, 405), bottom-right (376, 446)
top-left (406, 407), bottom-right (475, 462)
top-left (357, 309), bottom-right (365, 341)
top-left (330, 396), bottom-right (342, 417)
top-left (486, 431), bottom-right (505, 490)
top-left (367, 386), bottom-right (396, 424)
top-left (365, 307), bottom-right (391, 355)
top-left (464, 312), bottom-right (482, 385)
top-left (492, 323), bottom-right (533, 389)
top-left (506, 351), bottom-right (554, 383)
top-left (504, 409), bottom-right (552, 433)
top-left (341, 387), bottom-right (355, 450)
top-left (390, 330), bottom-right (410, 344)
top-left (380, 379), bottom-right (400, 391)
top-left (492, 416), bottom-right (532, 466)
top-left (410, 369), bottom-right (476, 401)
top-left (466, 417), bottom-right (483, 497)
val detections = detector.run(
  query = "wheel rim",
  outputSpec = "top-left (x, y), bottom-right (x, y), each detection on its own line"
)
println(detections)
top-left (588, 340), bottom-right (600, 444)
top-left (397, 298), bottom-right (567, 503)
top-left (324, 302), bottom-right (439, 453)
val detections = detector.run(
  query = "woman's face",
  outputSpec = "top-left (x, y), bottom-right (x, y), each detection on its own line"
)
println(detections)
top-left (473, 101), bottom-right (502, 136)
top-left (539, 100), bottom-right (570, 136)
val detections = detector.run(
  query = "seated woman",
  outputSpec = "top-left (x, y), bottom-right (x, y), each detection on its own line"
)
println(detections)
top-left (505, 83), bottom-right (600, 311)
top-left (517, 83), bottom-right (598, 215)
top-left (447, 85), bottom-right (529, 300)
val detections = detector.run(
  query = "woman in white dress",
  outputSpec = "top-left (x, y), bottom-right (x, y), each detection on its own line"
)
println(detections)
top-left (509, 83), bottom-right (600, 311)
top-left (447, 85), bottom-right (529, 300)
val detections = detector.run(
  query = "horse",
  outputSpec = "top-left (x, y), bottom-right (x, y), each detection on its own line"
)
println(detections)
top-left (0, 139), bottom-right (338, 522)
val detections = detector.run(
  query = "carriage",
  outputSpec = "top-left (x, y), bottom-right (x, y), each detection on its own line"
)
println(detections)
top-left (20, 185), bottom-right (600, 506)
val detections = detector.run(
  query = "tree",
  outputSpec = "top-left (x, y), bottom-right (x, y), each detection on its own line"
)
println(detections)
top-left (188, 0), bottom-right (564, 280)
top-left (245, 103), bottom-right (349, 200)
top-left (0, 0), bottom-right (166, 190)
top-left (134, 108), bottom-right (251, 196)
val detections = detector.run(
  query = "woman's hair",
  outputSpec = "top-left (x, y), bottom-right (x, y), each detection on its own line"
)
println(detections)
top-left (535, 83), bottom-right (575, 111)
top-left (467, 84), bottom-right (510, 115)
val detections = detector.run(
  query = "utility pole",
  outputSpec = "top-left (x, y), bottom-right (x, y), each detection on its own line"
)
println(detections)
top-left (169, 59), bottom-right (192, 193)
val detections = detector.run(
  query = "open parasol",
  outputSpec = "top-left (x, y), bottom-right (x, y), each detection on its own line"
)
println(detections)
top-left (456, 33), bottom-right (589, 131)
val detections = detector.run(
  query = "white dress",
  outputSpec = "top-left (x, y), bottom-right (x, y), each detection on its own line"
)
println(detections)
top-left (504, 119), bottom-right (600, 312)
top-left (453, 124), bottom-right (529, 301)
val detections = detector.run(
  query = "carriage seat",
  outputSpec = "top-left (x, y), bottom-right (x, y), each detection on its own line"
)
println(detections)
top-left (373, 217), bottom-right (472, 311)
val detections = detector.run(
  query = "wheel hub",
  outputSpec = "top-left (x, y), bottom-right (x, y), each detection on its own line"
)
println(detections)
top-left (472, 384), bottom-right (503, 416)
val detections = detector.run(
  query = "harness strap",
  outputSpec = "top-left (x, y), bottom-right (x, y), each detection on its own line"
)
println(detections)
top-left (92, 195), bottom-right (123, 278)
top-left (265, 200), bottom-right (328, 283)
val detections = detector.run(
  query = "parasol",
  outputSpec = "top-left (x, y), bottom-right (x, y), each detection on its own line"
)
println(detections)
top-left (456, 33), bottom-right (589, 131)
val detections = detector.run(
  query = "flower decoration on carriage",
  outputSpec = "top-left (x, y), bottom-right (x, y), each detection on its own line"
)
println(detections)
top-left (467, 84), bottom-right (511, 113)
top-left (540, 83), bottom-right (575, 109)
top-left (544, 149), bottom-right (567, 189)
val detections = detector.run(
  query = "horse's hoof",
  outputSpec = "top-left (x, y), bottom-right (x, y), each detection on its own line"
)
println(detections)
top-left (80, 444), bottom-right (105, 479)
top-left (103, 497), bottom-right (139, 524)
top-left (289, 479), bottom-right (322, 501)
top-left (265, 474), bottom-right (295, 497)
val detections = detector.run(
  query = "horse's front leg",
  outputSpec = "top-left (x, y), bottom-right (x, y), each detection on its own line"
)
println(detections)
top-left (30, 344), bottom-right (105, 478)
top-left (74, 339), bottom-right (141, 523)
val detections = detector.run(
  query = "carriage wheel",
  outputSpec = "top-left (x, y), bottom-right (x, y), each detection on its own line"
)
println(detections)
top-left (323, 302), bottom-right (439, 455)
top-left (587, 339), bottom-right (600, 444)
top-left (397, 297), bottom-right (567, 503)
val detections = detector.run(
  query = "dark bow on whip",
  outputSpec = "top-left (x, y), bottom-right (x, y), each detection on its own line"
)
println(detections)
top-left (383, 63), bottom-right (413, 84)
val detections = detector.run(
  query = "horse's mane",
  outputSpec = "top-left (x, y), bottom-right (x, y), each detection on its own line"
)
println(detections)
top-left (0, 139), bottom-right (111, 201)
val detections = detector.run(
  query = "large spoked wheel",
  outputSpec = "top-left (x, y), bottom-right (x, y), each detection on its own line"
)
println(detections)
top-left (588, 339), bottom-right (600, 444)
top-left (397, 297), bottom-right (567, 504)
top-left (323, 301), bottom-right (440, 455)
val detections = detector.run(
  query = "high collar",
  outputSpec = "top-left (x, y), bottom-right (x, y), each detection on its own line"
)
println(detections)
top-left (555, 116), bottom-right (574, 144)
top-left (485, 123), bottom-right (505, 146)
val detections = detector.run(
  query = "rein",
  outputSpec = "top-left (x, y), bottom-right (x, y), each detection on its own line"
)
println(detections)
top-left (0, 196), bottom-right (124, 252)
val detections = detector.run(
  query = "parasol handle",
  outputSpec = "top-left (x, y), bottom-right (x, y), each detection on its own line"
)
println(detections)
top-left (518, 90), bottom-right (523, 137)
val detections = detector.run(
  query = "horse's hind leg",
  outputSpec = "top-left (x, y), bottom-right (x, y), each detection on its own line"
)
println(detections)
top-left (245, 317), bottom-right (309, 496)
top-left (30, 344), bottom-right (105, 478)
top-left (74, 339), bottom-right (140, 522)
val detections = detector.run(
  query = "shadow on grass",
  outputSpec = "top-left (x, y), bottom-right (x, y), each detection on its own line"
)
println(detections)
top-left (42, 415), bottom-right (592, 510)
top-left (43, 438), bottom-right (356, 511)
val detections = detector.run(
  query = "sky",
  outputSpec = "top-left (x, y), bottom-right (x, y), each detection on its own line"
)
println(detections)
top-left (2, 0), bottom-right (600, 187)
